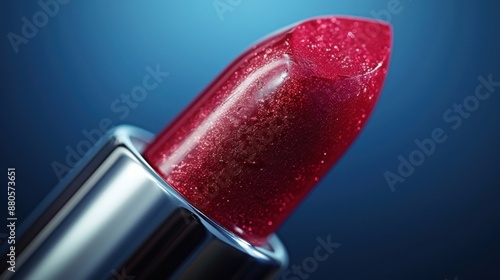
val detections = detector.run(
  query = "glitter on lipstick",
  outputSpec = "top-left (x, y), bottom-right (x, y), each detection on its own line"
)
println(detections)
top-left (144, 16), bottom-right (392, 245)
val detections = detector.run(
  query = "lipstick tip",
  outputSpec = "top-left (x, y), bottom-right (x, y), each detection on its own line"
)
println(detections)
top-left (290, 16), bottom-right (392, 81)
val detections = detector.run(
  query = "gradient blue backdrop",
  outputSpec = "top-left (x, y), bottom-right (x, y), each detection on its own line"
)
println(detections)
top-left (1, 1), bottom-right (499, 279)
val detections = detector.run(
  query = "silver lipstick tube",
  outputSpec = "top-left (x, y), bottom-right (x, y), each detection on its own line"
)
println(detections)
top-left (0, 125), bottom-right (287, 280)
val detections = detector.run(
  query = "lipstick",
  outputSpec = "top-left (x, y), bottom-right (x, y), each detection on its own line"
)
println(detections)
top-left (145, 16), bottom-right (392, 245)
top-left (1, 16), bottom-right (391, 279)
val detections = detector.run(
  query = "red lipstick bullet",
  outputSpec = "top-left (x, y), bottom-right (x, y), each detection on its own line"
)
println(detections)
top-left (145, 16), bottom-right (392, 245)
top-left (2, 16), bottom-right (391, 279)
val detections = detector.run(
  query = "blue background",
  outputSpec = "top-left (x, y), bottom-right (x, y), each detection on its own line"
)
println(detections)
top-left (1, 1), bottom-right (499, 279)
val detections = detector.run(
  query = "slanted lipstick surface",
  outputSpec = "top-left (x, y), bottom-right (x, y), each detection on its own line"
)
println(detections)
top-left (145, 16), bottom-right (392, 245)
